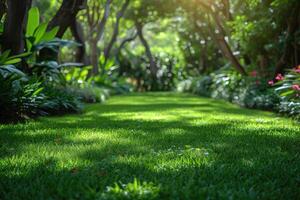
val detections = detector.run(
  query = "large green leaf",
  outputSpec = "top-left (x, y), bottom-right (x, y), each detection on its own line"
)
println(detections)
top-left (4, 58), bottom-right (22, 65)
top-left (26, 7), bottom-right (40, 36)
top-left (0, 65), bottom-right (26, 77)
top-left (26, 38), bottom-right (33, 51)
top-left (9, 52), bottom-right (32, 59)
top-left (34, 22), bottom-right (48, 44)
top-left (40, 27), bottom-right (59, 42)
top-left (280, 90), bottom-right (294, 97)
top-left (32, 87), bottom-right (44, 96)
top-left (0, 50), bottom-right (11, 64)
top-left (275, 84), bottom-right (292, 91)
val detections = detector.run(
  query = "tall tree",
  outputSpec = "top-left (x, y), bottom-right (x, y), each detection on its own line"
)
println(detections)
top-left (48, 0), bottom-right (86, 38)
top-left (103, 0), bottom-right (130, 67)
top-left (2, 0), bottom-right (32, 55)
top-left (81, 0), bottom-right (113, 75)
top-left (70, 18), bottom-right (88, 63)
top-left (274, 3), bottom-right (300, 76)
top-left (135, 21), bottom-right (158, 81)
top-left (39, 0), bottom-right (86, 61)
top-left (0, 0), bottom-right (6, 20)
top-left (196, 0), bottom-right (247, 75)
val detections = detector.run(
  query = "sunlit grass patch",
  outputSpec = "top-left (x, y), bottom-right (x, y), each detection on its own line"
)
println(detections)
top-left (0, 92), bottom-right (300, 199)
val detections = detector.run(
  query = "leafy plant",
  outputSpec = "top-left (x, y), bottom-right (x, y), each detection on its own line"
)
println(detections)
top-left (177, 67), bottom-right (280, 111)
top-left (100, 179), bottom-right (160, 200)
top-left (41, 86), bottom-right (83, 115)
top-left (273, 66), bottom-right (300, 118)
top-left (25, 7), bottom-right (59, 52)
top-left (275, 67), bottom-right (300, 101)
top-left (0, 72), bottom-right (45, 122)
top-left (31, 61), bottom-right (84, 84)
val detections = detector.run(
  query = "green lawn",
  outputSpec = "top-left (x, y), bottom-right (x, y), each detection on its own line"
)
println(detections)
top-left (1, 92), bottom-right (300, 199)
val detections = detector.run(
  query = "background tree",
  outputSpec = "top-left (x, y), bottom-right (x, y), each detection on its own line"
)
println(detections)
top-left (2, 0), bottom-right (32, 55)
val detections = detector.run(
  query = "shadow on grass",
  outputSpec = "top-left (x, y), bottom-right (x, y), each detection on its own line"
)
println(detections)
top-left (0, 93), bottom-right (300, 199)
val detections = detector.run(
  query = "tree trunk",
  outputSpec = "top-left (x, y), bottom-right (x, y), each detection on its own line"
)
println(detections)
top-left (135, 22), bottom-right (158, 79)
top-left (2, 0), bottom-right (31, 55)
top-left (196, 1), bottom-right (247, 75)
top-left (116, 32), bottom-right (137, 63)
top-left (115, 32), bottom-right (137, 76)
top-left (48, 0), bottom-right (86, 38)
top-left (95, 0), bottom-right (112, 74)
top-left (208, 13), bottom-right (247, 75)
top-left (259, 54), bottom-right (269, 77)
top-left (70, 19), bottom-right (87, 64)
top-left (103, 0), bottom-right (130, 66)
top-left (95, 0), bottom-right (112, 42)
top-left (0, 0), bottom-right (6, 20)
top-left (38, 0), bottom-right (86, 62)
top-left (199, 48), bottom-right (207, 74)
top-left (90, 40), bottom-right (99, 75)
top-left (221, 0), bottom-right (232, 20)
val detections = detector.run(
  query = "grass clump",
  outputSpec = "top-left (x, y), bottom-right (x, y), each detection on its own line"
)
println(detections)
top-left (100, 178), bottom-right (160, 200)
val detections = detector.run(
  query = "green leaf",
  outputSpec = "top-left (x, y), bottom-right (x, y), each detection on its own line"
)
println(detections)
top-left (59, 63), bottom-right (85, 68)
top-left (40, 27), bottom-right (59, 42)
top-left (26, 7), bottom-right (40, 37)
top-left (275, 85), bottom-right (292, 91)
top-left (280, 90), bottom-right (294, 97)
top-left (26, 39), bottom-right (33, 51)
top-left (0, 50), bottom-right (11, 64)
top-left (32, 87), bottom-right (44, 96)
top-left (0, 65), bottom-right (25, 76)
top-left (34, 22), bottom-right (48, 44)
top-left (4, 58), bottom-right (22, 65)
top-left (9, 52), bottom-right (32, 59)
top-left (0, 23), bottom-right (4, 33)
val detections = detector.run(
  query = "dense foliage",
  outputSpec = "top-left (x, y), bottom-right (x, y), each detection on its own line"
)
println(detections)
top-left (1, 0), bottom-right (300, 122)
top-left (177, 69), bottom-right (280, 110)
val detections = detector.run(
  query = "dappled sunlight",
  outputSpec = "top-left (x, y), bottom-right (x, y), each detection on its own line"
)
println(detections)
top-left (1, 93), bottom-right (300, 199)
top-left (1, 0), bottom-right (300, 198)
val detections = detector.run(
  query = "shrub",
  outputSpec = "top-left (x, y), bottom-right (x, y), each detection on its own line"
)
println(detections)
top-left (275, 67), bottom-right (300, 102)
top-left (277, 101), bottom-right (300, 119)
top-left (176, 78), bottom-right (193, 93)
top-left (0, 67), bottom-right (82, 123)
top-left (0, 64), bottom-right (45, 122)
top-left (65, 66), bottom-right (133, 96)
top-left (274, 66), bottom-right (300, 118)
top-left (242, 87), bottom-right (279, 110)
top-left (176, 76), bottom-right (212, 97)
top-left (177, 67), bottom-right (280, 112)
top-left (68, 85), bottom-right (110, 103)
top-left (210, 70), bottom-right (243, 101)
top-left (118, 53), bottom-right (178, 92)
top-left (41, 86), bottom-right (82, 115)
top-left (190, 76), bottom-right (213, 97)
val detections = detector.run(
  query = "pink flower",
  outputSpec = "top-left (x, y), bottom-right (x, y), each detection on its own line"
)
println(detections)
top-left (292, 84), bottom-right (300, 91)
top-left (293, 65), bottom-right (300, 73)
top-left (268, 80), bottom-right (274, 86)
top-left (275, 73), bottom-right (284, 81)
top-left (250, 70), bottom-right (258, 77)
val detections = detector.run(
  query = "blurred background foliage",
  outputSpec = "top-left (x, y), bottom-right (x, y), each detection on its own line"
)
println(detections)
top-left (0, 0), bottom-right (300, 122)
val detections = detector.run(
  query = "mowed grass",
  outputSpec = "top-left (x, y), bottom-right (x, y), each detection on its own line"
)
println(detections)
top-left (1, 92), bottom-right (300, 199)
